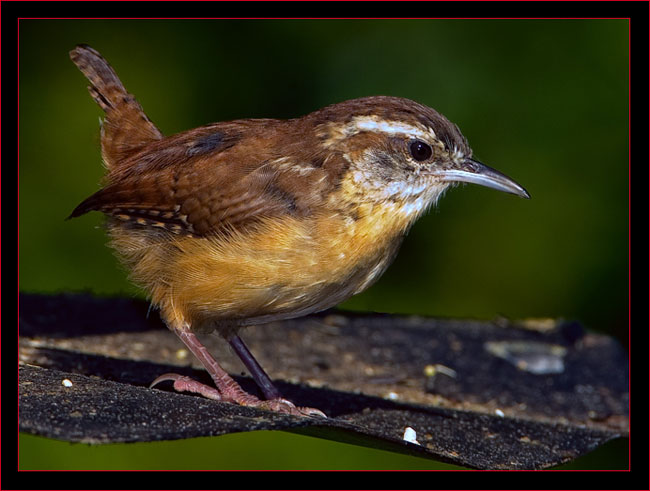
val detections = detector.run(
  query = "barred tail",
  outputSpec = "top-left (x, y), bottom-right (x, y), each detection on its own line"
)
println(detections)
top-left (70, 44), bottom-right (163, 167)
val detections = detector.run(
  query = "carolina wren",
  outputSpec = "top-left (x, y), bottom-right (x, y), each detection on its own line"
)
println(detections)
top-left (69, 45), bottom-right (529, 417)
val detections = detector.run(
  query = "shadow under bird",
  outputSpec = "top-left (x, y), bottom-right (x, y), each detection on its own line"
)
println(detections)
top-left (68, 44), bottom-right (529, 417)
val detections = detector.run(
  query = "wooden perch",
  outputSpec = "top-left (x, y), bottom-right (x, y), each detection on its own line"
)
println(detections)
top-left (19, 292), bottom-right (628, 469)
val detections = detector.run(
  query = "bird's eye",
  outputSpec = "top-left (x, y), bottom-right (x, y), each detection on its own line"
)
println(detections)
top-left (409, 140), bottom-right (432, 162)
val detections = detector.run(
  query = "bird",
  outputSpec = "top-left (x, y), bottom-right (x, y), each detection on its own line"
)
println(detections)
top-left (68, 44), bottom-right (529, 417)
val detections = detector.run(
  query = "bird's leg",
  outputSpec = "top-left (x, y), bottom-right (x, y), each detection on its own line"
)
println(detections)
top-left (151, 329), bottom-right (260, 405)
top-left (150, 329), bottom-right (325, 418)
top-left (227, 334), bottom-right (282, 400)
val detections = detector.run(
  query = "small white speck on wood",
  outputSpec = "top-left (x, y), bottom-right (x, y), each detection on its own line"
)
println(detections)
top-left (403, 426), bottom-right (421, 445)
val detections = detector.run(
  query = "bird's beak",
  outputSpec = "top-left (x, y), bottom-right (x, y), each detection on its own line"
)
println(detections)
top-left (433, 159), bottom-right (530, 199)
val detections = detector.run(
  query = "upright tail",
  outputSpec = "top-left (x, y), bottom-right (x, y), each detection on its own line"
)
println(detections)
top-left (70, 44), bottom-right (163, 167)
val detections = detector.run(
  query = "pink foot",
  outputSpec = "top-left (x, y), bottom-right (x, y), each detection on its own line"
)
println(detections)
top-left (150, 373), bottom-right (222, 400)
top-left (150, 373), bottom-right (326, 418)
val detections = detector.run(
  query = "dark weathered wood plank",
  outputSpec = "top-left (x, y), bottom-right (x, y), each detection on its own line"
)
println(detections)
top-left (19, 293), bottom-right (628, 469)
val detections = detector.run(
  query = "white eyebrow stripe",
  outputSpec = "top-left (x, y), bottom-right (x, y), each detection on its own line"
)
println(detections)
top-left (347, 116), bottom-right (435, 141)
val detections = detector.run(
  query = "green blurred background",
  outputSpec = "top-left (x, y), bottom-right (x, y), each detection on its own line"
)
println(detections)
top-left (19, 19), bottom-right (628, 469)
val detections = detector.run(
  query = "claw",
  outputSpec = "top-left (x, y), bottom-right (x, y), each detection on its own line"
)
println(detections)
top-left (149, 372), bottom-right (181, 389)
top-left (260, 398), bottom-right (327, 418)
top-left (298, 407), bottom-right (328, 419)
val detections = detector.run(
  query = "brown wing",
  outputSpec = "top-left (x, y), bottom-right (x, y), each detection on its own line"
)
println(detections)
top-left (69, 121), bottom-right (338, 237)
